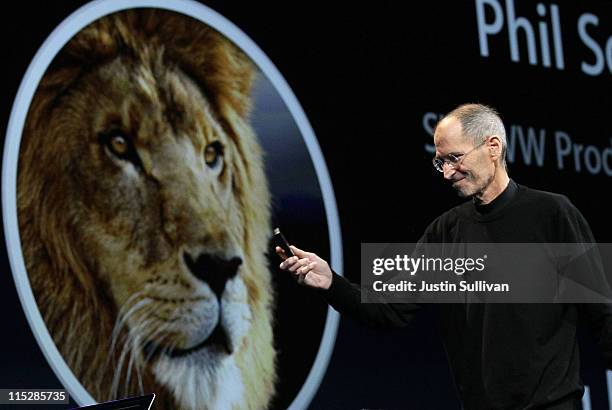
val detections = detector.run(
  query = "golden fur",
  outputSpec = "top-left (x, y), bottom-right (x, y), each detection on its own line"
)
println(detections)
top-left (18, 9), bottom-right (275, 409)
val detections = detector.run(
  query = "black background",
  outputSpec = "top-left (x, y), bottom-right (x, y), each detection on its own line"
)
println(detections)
top-left (1, 1), bottom-right (611, 409)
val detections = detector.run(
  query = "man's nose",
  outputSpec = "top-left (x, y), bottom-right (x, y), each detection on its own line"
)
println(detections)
top-left (443, 163), bottom-right (456, 180)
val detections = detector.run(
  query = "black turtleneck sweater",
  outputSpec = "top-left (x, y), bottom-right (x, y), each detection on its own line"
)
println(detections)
top-left (324, 180), bottom-right (612, 410)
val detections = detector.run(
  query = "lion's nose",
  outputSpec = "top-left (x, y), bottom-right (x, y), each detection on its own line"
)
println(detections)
top-left (183, 252), bottom-right (242, 297)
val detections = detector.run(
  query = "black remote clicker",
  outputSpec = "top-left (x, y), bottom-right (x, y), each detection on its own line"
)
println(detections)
top-left (273, 228), bottom-right (294, 258)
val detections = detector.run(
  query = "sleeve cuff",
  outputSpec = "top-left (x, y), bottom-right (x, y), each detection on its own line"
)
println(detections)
top-left (319, 270), bottom-right (354, 302)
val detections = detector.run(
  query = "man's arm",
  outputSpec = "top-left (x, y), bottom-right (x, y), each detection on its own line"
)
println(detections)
top-left (277, 245), bottom-right (422, 329)
top-left (322, 270), bottom-right (422, 329)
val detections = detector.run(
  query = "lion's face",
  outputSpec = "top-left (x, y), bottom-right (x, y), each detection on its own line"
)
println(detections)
top-left (81, 57), bottom-right (257, 398)
top-left (18, 10), bottom-right (275, 410)
top-left (84, 57), bottom-right (251, 350)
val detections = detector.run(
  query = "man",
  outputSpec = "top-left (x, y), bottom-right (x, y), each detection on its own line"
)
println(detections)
top-left (277, 104), bottom-right (612, 409)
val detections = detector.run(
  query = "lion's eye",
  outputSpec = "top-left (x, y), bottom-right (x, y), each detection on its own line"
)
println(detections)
top-left (204, 141), bottom-right (223, 170)
top-left (99, 130), bottom-right (143, 168)
top-left (109, 135), bottom-right (129, 156)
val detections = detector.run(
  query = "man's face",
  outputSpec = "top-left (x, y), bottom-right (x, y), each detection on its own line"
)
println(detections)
top-left (433, 117), bottom-right (494, 198)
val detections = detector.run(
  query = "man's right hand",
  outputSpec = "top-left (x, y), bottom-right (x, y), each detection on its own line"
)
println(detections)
top-left (276, 245), bottom-right (333, 290)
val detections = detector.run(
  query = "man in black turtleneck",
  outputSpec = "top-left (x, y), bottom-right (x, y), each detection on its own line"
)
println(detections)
top-left (276, 104), bottom-right (612, 410)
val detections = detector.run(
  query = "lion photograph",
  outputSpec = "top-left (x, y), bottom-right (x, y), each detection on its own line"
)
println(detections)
top-left (18, 9), bottom-right (276, 409)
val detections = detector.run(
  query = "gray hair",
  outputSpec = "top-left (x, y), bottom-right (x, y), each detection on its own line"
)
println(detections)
top-left (442, 103), bottom-right (508, 169)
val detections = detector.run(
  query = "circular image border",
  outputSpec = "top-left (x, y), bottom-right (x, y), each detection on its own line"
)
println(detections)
top-left (1, 0), bottom-right (342, 408)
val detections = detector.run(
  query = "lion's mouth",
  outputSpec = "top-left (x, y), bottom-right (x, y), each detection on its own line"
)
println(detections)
top-left (144, 323), bottom-right (232, 359)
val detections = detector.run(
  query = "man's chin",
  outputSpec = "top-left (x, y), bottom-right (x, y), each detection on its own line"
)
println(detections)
top-left (452, 181), bottom-right (471, 198)
top-left (454, 188), bottom-right (472, 198)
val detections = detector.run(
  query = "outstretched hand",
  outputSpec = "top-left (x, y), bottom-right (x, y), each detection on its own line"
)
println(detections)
top-left (275, 245), bottom-right (332, 290)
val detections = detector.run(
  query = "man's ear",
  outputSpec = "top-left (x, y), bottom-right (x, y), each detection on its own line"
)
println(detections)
top-left (488, 135), bottom-right (503, 161)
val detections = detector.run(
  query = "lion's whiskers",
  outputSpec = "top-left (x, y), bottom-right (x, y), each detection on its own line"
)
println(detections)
top-left (110, 296), bottom-right (180, 400)
top-left (125, 321), bottom-right (151, 396)
top-left (107, 293), bottom-right (155, 399)
top-left (124, 318), bottom-right (166, 396)
top-left (110, 293), bottom-right (148, 347)
top-left (141, 322), bottom-right (174, 364)
top-left (102, 293), bottom-right (146, 381)
top-left (132, 322), bottom-right (174, 396)
top-left (112, 320), bottom-right (148, 399)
